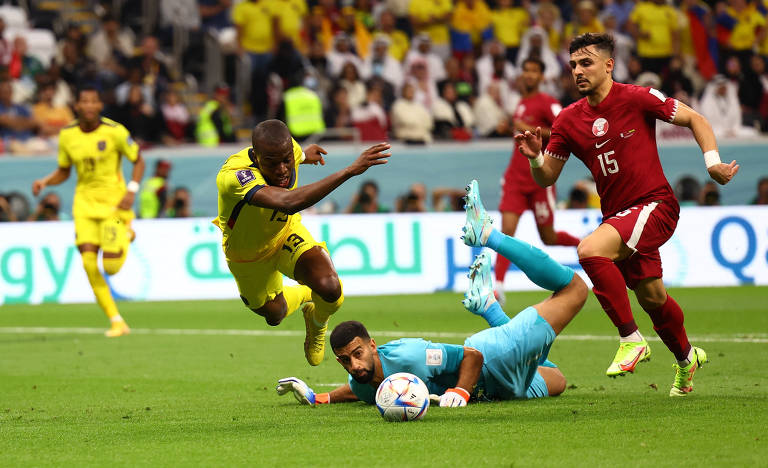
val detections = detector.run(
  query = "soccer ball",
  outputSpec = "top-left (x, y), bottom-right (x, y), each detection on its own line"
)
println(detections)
top-left (375, 372), bottom-right (430, 422)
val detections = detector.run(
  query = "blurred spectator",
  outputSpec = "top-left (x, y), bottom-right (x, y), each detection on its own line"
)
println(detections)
top-left (166, 187), bottom-right (193, 218)
top-left (433, 81), bottom-right (475, 140)
top-left (28, 192), bottom-right (67, 221)
top-left (345, 180), bottom-right (389, 213)
top-left (477, 40), bottom-right (516, 96)
top-left (391, 81), bottom-right (433, 144)
top-left (323, 85), bottom-right (353, 136)
top-left (0, 17), bottom-right (11, 66)
top-left (160, 90), bottom-right (190, 144)
top-left (491, 0), bottom-right (530, 64)
top-left (269, 37), bottom-right (305, 85)
top-left (738, 55), bottom-right (768, 131)
top-left (626, 55), bottom-right (643, 83)
top-left (128, 36), bottom-right (172, 97)
top-left (716, 0), bottom-right (764, 73)
top-left (0, 80), bottom-right (36, 142)
top-left (661, 56), bottom-right (694, 98)
top-left (602, 12), bottom-right (634, 83)
top-left (302, 6), bottom-right (334, 54)
top-left (674, 175), bottom-right (701, 206)
top-left (86, 14), bottom-right (135, 80)
top-left (362, 35), bottom-right (404, 91)
top-left (375, 10), bottom-right (409, 62)
top-left (46, 62), bottom-right (74, 109)
top-left (233, 0), bottom-right (275, 120)
top-left (439, 56), bottom-right (475, 103)
top-left (535, 2), bottom-right (563, 54)
top-left (563, 0), bottom-right (605, 49)
top-left (339, 61), bottom-right (366, 108)
top-left (407, 59), bottom-right (439, 111)
top-left (0, 193), bottom-right (17, 221)
top-left (458, 53), bottom-right (480, 97)
top-left (9, 36), bottom-right (44, 84)
top-left (515, 26), bottom-right (562, 97)
top-left (566, 186), bottom-right (589, 209)
top-left (572, 178), bottom-right (601, 208)
top-left (140, 159), bottom-right (172, 219)
top-left (698, 74), bottom-right (758, 138)
top-left (751, 177), bottom-right (768, 205)
top-left (396, 182), bottom-right (428, 212)
top-left (117, 84), bottom-right (159, 145)
top-left (32, 80), bottom-right (74, 138)
top-left (601, 0), bottom-right (635, 32)
top-left (351, 83), bottom-right (388, 141)
top-left (116, 67), bottom-right (156, 109)
top-left (473, 81), bottom-right (511, 137)
top-left (432, 186), bottom-right (467, 211)
top-left (628, 0), bottom-right (680, 75)
top-left (451, 0), bottom-right (493, 58)
top-left (196, 84), bottom-right (235, 146)
top-left (281, 73), bottom-right (325, 141)
top-left (199, 0), bottom-right (233, 31)
top-left (59, 39), bottom-right (95, 90)
top-left (404, 34), bottom-right (447, 84)
top-left (270, 0), bottom-right (307, 50)
top-left (339, 6), bottom-right (372, 59)
top-left (699, 181), bottom-right (720, 206)
top-left (408, 0), bottom-right (452, 59)
top-left (327, 33), bottom-right (363, 78)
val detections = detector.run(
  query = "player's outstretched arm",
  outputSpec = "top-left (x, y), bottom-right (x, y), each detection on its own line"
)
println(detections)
top-left (439, 346), bottom-right (483, 407)
top-left (32, 166), bottom-right (71, 196)
top-left (513, 127), bottom-right (565, 188)
top-left (672, 102), bottom-right (739, 185)
top-left (301, 144), bottom-right (327, 165)
top-left (276, 378), bottom-right (358, 406)
top-left (249, 143), bottom-right (391, 214)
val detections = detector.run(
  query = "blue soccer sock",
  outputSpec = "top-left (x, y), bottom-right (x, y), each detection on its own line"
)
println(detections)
top-left (482, 301), bottom-right (511, 327)
top-left (486, 229), bottom-right (574, 292)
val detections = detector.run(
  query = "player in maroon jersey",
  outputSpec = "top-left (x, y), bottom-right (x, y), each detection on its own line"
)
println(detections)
top-left (495, 57), bottom-right (581, 306)
top-left (515, 33), bottom-right (739, 397)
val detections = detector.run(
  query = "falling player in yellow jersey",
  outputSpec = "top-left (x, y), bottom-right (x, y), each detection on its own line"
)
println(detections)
top-left (215, 119), bottom-right (390, 365)
top-left (32, 86), bottom-right (145, 337)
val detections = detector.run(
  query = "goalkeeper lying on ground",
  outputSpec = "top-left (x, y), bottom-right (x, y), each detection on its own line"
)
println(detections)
top-left (277, 180), bottom-right (588, 407)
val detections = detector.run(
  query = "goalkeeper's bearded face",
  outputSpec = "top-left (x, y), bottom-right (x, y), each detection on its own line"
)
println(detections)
top-left (334, 337), bottom-right (377, 384)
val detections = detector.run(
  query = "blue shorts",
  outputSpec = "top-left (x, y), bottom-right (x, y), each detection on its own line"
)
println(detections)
top-left (464, 306), bottom-right (557, 400)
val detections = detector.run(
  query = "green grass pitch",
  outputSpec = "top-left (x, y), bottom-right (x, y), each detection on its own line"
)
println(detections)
top-left (1, 287), bottom-right (767, 466)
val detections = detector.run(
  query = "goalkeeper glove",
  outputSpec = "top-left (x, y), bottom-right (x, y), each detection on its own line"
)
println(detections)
top-left (276, 377), bottom-right (330, 407)
top-left (439, 387), bottom-right (470, 407)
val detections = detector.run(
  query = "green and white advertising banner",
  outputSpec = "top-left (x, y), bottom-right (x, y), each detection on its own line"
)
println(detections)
top-left (1, 207), bottom-right (766, 305)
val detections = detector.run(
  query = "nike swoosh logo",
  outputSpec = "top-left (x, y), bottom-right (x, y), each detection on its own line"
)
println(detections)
top-left (619, 346), bottom-right (646, 371)
top-left (595, 139), bottom-right (611, 148)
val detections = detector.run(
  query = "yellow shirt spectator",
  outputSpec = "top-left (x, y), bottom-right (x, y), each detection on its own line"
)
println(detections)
top-left (727, 4), bottom-right (765, 51)
top-left (409, 0), bottom-right (453, 46)
top-left (267, 0), bottom-right (307, 49)
top-left (492, 4), bottom-right (530, 49)
top-left (233, 0), bottom-right (275, 54)
top-left (630, 1), bottom-right (680, 58)
top-left (452, 0), bottom-right (493, 45)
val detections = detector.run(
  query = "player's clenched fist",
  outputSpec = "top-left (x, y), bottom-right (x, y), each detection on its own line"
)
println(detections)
top-left (707, 160), bottom-right (740, 185)
top-left (347, 143), bottom-right (391, 175)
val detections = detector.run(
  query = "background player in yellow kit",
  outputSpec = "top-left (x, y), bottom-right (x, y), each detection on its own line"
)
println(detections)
top-left (215, 119), bottom-right (390, 366)
top-left (32, 85), bottom-right (145, 337)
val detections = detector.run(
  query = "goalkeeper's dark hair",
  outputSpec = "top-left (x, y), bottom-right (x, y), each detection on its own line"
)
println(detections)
top-left (330, 321), bottom-right (371, 350)
top-left (569, 33), bottom-right (614, 57)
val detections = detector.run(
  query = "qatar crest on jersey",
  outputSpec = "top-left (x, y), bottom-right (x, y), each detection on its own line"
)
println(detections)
top-left (592, 118), bottom-right (609, 137)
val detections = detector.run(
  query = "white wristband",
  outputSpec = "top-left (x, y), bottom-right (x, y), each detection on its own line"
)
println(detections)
top-left (300, 151), bottom-right (306, 163)
top-left (529, 151), bottom-right (545, 168)
top-left (126, 180), bottom-right (140, 193)
top-left (703, 150), bottom-right (721, 169)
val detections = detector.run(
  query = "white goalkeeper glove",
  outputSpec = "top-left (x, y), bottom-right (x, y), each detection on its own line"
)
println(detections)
top-left (439, 387), bottom-right (470, 407)
top-left (276, 377), bottom-right (318, 406)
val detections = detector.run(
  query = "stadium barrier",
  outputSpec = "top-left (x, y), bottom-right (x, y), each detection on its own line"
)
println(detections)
top-left (1, 207), bottom-right (766, 305)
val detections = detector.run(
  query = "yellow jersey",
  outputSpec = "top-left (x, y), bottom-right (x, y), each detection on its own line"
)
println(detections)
top-left (409, 0), bottom-right (452, 45)
top-left (492, 7), bottom-right (530, 48)
top-left (57, 117), bottom-right (140, 219)
top-left (215, 140), bottom-right (304, 263)
top-left (232, 0), bottom-right (274, 54)
top-left (629, 2), bottom-right (679, 58)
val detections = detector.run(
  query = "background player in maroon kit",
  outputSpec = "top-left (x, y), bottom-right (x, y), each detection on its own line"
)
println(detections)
top-left (515, 33), bottom-right (739, 397)
top-left (495, 57), bottom-right (581, 305)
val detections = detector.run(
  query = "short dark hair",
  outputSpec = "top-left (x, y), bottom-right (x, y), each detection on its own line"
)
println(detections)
top-left (252, 119), bottom-right (291, 153)
top-left (330, 321), bottom-right (370, 350)
top-left (76, 84), bottom-right (102, 100)
top-left (522, 56), bottom-right (546, 73)
top-left (569, 33), bottom-right (615, 56)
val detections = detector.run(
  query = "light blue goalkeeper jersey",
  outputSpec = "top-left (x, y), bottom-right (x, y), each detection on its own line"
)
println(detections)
top-left (348, 338), bottom-right (465, 404)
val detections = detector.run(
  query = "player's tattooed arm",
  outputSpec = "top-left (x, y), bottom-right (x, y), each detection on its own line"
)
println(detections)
top-left (249, 143), bottom-right (391, 214)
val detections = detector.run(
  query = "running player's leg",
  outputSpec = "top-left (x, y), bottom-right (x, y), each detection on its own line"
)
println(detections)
top-left (76, 217), bottom-right (128, 336)
top-left (533, 186), bottom-right (580, 247)
top-left (101, 211), bottom-right (132, 275)
top-left (229, 259), bottom-right (305, 326)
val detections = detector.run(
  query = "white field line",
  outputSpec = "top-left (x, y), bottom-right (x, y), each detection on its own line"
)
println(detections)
top-left (0, 327), bottom-right (766, 343)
